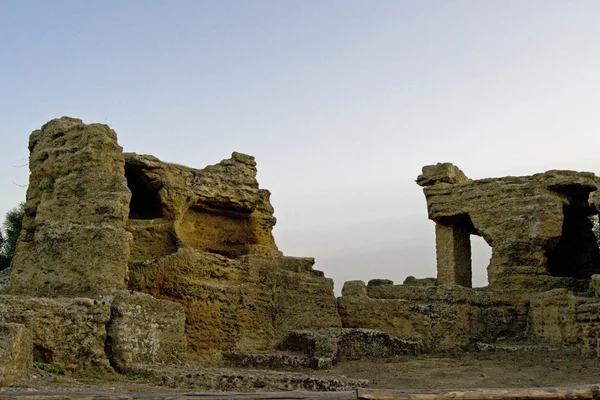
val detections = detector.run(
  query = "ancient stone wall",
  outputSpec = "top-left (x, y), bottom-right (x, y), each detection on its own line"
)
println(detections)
top-left (129, 249), bottom-right (341, 361)
top-left (417, 163), bottom-right (600, 290)
top-left (338, 280), bottom-right (531, 352)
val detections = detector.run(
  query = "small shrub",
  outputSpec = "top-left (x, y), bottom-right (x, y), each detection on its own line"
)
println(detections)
top-left (0, 202), bottom-right (24, 270)
top-left (34, 362), bottom-right (66, 375)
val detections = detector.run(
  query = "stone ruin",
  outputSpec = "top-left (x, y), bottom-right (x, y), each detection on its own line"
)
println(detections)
top-left (337, 163), bottom-right (600, 355)
top-left (4, 117), bottom-right (600, 387)
top-left (416, 162), bottom-right (600, 290)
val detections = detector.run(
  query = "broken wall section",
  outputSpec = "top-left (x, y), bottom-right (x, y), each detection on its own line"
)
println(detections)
top-left (338, 280), bottom-right (530, 352)
top-left (417, 163), bottom-right (600, 291)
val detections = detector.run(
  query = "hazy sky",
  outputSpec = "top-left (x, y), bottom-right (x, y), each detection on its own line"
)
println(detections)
top-left (2, 1), bottom-right (600, 292)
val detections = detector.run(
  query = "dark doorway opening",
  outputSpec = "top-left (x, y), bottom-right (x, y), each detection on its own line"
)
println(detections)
top-left (545, 183), bottom-right (600, 279)
top-left (125, 163), bottom-right (163, 220)
top-left (547, 204), bottom-right (600, 279)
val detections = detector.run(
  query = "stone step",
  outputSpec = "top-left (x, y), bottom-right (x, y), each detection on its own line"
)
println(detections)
top-left (125, 363), bottom-right (368, 391)
top-left (473, 342), bottom-right (561, 352)
top-left (223, 352), bottom-right (312, 370)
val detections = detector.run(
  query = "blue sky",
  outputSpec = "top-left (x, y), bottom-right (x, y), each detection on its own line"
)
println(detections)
top-left (2, 1), bottom-right (600, 291)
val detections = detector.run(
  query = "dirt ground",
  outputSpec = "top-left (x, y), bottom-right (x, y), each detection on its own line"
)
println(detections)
top-left (322, 349), bottom-right (600, 389)
top-left (5, 349), bottom-right (600, 393)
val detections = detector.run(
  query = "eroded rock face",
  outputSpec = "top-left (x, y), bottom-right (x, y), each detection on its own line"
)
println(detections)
top-left (0, 268), bottom-right (10, 294)
top-left (9, 117), bottom-right (132, 297)
top-left (417, 163), bottom-right (600, 290)
top-left (124, 152), bottom-right (280, 261)
top-left (128, 249), bottom-right (341, 361)
top-left (121, 151), bottom-right (341, 361)
top-left (0, 323), bottom-right (33, 386)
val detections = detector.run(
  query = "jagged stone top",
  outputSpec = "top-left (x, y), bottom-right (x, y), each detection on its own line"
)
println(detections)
top-left (418, 162), bottom-right (600, 190)
top-left (416, 162), bottom-right (470, 187)
top-left (124, 151), bottom-right (271, 216)
top-left (417, 161), bottom-right (600, 289)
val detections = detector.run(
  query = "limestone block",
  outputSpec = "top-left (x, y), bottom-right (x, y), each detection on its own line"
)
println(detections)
top-left (105, 291), bottom-right (187, 372)
top-left (341, 280), bottom-right (367, 297)
top-left (279, 328), bottom-right (421, 369)
top-left (416, 162), bottom-right (470, 187)
top-left (528, 289), bottom-right (594, 345)
top-left (576, 302), bottom-right (600, 356)
top-left (0, 323), bottom-right (33, 386)
top-left (0, 295), bottom-right (111, 371)
top-left (403, 276), bottom-right (437, 286)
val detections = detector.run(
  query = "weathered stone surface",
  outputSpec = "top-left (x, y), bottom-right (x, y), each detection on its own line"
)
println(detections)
top-left (435, 222), bottom-right (472, 287)
top-left (403, 276), bottom-right (437, 287)
top-left (341, 280), bottom-right (367, 297)
top-left (279, 328), bottom-right (421, 369)
top-left (127, 364), bottom-right (368, 391)
top-left (104, 291), bottom-right (187, 372)
top-left (417, 162), bottom-right (470, 186)
top-left (224, 352), bottom-right (312, 370)
top-left (591, 274), bottom-right (600, 297)
top-left (124, 151), bottom-right (280, 260)
top-left (417, 164), bottom-right (600, 290)
top-left (6, 117), bottom-right (342, 368)
top-left (119, 146), bottom-right (342, 361)
top-left (338, 284), bottom-right (530, 352)
top-left (9, 117), bottom-right (132, 297)
top-left (0, 268), bottom-right (10, 294)
top-left (0, 323), bottom-right (32, 386)
top-left (576, 302), bottom-right (600, 356)
top-left (0, 295), bottom-right (111, 371)
top-left (129, 249), bottom-right (341, 361)
top-left (527, 289), bottom-right (595, 345)
top-left (367, 279), bottom-right (394, 286)
top-left (473, 342), bottom-right (559, 352)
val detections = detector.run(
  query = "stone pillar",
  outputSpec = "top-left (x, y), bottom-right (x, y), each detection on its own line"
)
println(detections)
top-left (435, 223), bottom-right (472, 287)
top-left (9, 117), bottom-right (132, 297)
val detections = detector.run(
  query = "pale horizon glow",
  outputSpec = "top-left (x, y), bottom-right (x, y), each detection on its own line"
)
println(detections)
top-left (2, 1), bottom-right (600, 293)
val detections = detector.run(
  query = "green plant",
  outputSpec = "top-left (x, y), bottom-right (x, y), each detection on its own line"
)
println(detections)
top-left (0, 202), bottom-right (24, 270)
top-left (34, 362), bottom-right (66, 375)
top-left (591, 215), bottom-right (600, 248)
